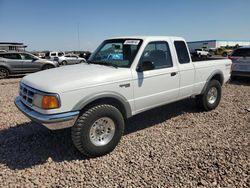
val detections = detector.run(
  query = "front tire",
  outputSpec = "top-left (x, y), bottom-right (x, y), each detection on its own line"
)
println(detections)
top-left (196, 80), bottom-right (222, 111)
top-left (71, 104), bottom-right (125, 157)
top-left (0, 67), bottom-right (9, 79)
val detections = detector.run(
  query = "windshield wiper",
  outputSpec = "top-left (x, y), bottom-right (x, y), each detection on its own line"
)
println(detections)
top-left (87, 60), bottom-right (118, 68)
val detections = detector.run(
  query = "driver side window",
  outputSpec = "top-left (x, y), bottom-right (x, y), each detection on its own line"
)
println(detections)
top-left (140, 41), bottom-right (172, 70)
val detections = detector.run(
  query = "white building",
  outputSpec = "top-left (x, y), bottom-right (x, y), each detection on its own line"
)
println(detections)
top-left (187, 40), bottom-right (250, 52)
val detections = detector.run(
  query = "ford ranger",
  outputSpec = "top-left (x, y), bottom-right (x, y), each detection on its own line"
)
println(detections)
top-left (15, 36), bottom-right (232, 157)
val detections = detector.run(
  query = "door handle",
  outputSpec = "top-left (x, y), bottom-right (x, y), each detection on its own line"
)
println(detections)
top-left (170, 72), bottom-right (177, 76)
top-left (119, 83), bottom-right (130, 88)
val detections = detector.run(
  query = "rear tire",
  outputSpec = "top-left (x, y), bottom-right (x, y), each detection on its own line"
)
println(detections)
top-left (61, 61), bottom-right (67, 65)
top-left (0, 67), bottom-right (9, 79)
top-left (196, 80), bottom-right (222, 111)
top-left (71, 104), bottom-right (124, 157)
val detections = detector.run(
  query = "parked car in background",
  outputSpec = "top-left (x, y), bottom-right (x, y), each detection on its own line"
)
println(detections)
top-left (45, 51), bottom-right (65, 61)
top-left (230, 47), bottom-right (250, 78)
top-left (0, 52), bottom-right (59, 78)
top-left (215, 48), bottom-right (233, 57)
top-left (59, 54), bottom-right (86, 65)
top-left (191, 48), bottom-right (210, 59)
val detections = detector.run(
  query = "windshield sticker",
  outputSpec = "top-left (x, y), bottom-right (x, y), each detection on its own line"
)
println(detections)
top-left (124, 40), bottom-right (140, 45)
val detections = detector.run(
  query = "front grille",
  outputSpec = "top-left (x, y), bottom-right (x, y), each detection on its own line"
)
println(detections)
top-left (19, 84), bottom-right (35, 107)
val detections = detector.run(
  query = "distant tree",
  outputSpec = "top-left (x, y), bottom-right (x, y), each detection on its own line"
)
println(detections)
top-left (234, 44), bottom-right (239, 49)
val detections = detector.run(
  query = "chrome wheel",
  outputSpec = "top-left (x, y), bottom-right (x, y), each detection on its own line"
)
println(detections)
top-left (207, 87), bottom-right (218, 104)
top-left (0, 68), bottom-right (8, 79)
top-left (89, 117), bottom-right (115, 146)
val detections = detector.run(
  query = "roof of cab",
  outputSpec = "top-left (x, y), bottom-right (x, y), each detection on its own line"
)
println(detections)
top-left (108, 36), bottom-right (186, 41)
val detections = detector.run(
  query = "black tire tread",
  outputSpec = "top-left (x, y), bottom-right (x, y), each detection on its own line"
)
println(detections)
top-left (71, 104), bottom-right (124, 157)
top-left (196, 80), bottom-right (222, 111)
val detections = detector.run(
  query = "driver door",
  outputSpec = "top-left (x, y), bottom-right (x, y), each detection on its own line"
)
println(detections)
top-left (69, 55), bottom-right (77, 64)
top-left (21, 53), bottom-right (41, 72)
top-left (132, 41), bottom-right (180, 113)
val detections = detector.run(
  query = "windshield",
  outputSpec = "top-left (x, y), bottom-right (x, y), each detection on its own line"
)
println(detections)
top-left (88, 39), bottom-right (143, 68)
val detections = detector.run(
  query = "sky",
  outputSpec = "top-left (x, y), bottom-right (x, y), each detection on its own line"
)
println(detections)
top-left (0, 0), bottom-right (250, 51)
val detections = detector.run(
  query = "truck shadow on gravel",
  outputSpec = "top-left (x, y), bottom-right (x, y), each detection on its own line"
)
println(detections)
top-left (0, 123), bottom-right (87, 170)
top-left (0, 99), bottom-right (198, 170)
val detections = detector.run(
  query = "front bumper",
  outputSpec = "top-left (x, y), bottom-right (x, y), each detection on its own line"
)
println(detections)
top-left (15, 96), bottom-right (79, 130)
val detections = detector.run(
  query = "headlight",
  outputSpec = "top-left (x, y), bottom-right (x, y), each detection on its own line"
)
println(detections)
top-left (33, 94), bottom-right (60, 109)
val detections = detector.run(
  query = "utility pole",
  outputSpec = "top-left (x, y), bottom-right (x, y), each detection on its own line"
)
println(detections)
top-left (77, 23), bottom-right (80, 51)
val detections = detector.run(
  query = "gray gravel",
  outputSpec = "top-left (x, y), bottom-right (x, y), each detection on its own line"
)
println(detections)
top-left (0, 77), bottom-right (249, 187)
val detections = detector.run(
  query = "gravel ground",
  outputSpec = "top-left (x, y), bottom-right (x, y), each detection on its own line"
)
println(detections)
top-left (0, 77), bottom-right (249, 187)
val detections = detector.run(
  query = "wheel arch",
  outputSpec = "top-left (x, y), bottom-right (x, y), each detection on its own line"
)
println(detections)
top-left (42, 63), bottom-right (56, 69)
top-left (0, 65), bottom-right (11, 74)
top-left (201, 70), bottom-right (224, 94)
top-left (80, 58), bottom-right (86, 62)
top-left (72, 92), bottom-right (132, 119)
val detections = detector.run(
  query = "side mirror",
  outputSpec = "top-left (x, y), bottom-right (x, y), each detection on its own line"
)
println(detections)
top-left (136, 61), bottom-right (155, 72)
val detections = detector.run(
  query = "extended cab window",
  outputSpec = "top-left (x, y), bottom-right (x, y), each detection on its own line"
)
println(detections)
top-left (140, 41), bottom-right (172, 69)
top-left (174, 41), bottom-right (190, 64)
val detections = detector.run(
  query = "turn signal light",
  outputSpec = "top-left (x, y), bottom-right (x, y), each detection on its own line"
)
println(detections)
top-left (42, 96), bottom-right (59, 109)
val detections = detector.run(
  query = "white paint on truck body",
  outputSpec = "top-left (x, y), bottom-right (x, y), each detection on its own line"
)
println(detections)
top-left (21, 36), bottom-right (232, 118)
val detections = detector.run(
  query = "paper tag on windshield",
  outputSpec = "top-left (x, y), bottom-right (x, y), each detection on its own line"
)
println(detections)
top-left (124, 40), bottom-right (140, 45)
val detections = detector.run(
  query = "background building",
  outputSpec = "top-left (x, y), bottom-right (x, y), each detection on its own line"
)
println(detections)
top-left (187, 40), bottom-right (250, 52)
top-left (0, 42), bottom-right (27, 52)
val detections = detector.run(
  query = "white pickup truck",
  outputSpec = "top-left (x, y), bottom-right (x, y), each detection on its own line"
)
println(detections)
top-left (15, 36), bottom-right (232, 157)
top-left (191, 48), bottom-right (210, 58)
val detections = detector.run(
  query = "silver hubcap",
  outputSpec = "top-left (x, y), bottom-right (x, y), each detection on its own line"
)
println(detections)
top-left (89, 117), bottom-right (115, 146)
top-left (207, 87), bottom-right (218, 104)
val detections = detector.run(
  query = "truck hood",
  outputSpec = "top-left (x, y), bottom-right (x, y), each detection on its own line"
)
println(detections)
top-left (21, 64), bottom-right (132, 93)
